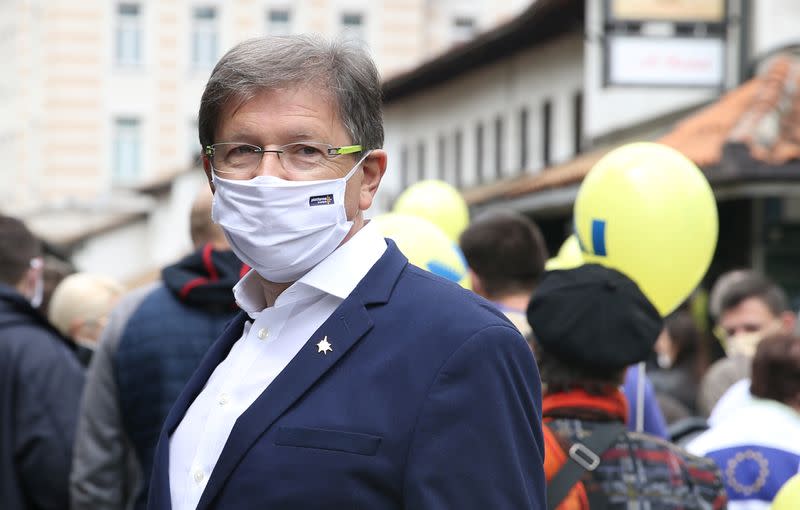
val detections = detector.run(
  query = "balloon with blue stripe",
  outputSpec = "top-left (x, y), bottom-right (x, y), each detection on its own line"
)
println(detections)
top-left (372, 213), bottom-right (471, 289)
top-left (573, 142), bottom-right (718, 316)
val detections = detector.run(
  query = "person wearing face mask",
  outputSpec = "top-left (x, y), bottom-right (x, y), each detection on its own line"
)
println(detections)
top-left (0, 214), bottom-right (85, 510)
top-left (47, 272), bottom-right (125, 365)
top-left (148, 35), bottom-right (545, 510)
top-left (698, 274), bottom-right (796, 419)
top-left (648, 311), bottom-right (706, 422)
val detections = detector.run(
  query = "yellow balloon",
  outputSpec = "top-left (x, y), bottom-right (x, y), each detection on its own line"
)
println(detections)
top-left (545, 235), bottom-right (584, 270)
top-left (393, 180), bottom-right (469, 241)
top-left (372, 213), bottom-right (471, 289)
top-left (772, 474), bottom-right (800, 510)
top-left (574, 143), bottom-right (718, 316)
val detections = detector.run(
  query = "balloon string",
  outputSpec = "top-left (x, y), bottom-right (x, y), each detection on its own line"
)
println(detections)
top-left (636, 361), bottom-right (646, 433)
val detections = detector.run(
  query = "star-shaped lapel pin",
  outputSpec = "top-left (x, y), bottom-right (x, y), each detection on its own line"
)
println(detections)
top-left (316, 336), bottom-right (333, 355)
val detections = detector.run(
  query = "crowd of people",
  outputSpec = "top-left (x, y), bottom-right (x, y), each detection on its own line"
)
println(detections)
top-left (1, 33), bottom-right (799, 510)
top-left (461, 211), bottom-right (800, 509)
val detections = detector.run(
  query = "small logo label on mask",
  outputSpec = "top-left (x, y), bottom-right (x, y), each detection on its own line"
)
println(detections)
top-left (309, 194), bottom-right (334, 206)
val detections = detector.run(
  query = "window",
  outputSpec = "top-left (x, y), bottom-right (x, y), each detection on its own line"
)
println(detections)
top-left (542, 99), bottom-right (552, 167)
top-left (573, 91), bottom-right (583, 155)
top-left (494, 115), bottom-right (503, 179)
top-left (416, 141), bottom-right (426, 181)
top-left (267, 8), bottom-right (291, 35)
top-left (192, 6), bottom-right (218, 69)
top-left (113, 118), bottom-right (141, 185)
top-left (341, 12), bottom-right (364, 40)
top-left (519, 107), bottom-right (529, 171)
top-left (437, 134), bottom-right (446, 180)
top-left (454, 130), bottom-right (463, 189)
top-left (400, 145), bottom-right (409, 189)
top-left (475, 123), bottom-right (484, 184)
top-left (452, 16), bottom-right (476, 44)
top-left (115, 3), bottom-right (142, 67)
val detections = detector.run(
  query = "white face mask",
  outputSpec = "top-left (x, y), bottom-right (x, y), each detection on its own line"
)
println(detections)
top-left (724, 330), bottom-right (768, 358)
top-left (656, 352), bottom-right (673, 369)
top-left (211, 154), bottom-right (367, 283)
top-left (721, 320), bottom-right (783, 358)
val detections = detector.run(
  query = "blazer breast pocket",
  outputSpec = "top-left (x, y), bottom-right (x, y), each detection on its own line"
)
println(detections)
top-left (275, 426), bottom-right (382, 456)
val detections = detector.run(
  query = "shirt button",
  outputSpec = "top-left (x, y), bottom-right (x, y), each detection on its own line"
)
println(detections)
top-left (258, 328), bottom-right (269, 340)
top-left (193, 470), bottom-right (205, 484)
top-left (218, 393), bottom-right (229, 406)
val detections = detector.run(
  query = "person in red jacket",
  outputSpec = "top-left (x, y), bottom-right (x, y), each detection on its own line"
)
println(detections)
top-left (527, 264), bottom-right (727, 509)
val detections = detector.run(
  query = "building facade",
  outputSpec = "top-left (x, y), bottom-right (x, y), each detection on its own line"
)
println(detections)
top-left (380, 0), bottom-right (748, 208)
top-left (380, 0), bottom-right (800, 300)
top-left (1, 0), bottom-right (530, 213)
top-left (1, 0), bottom-right (529, 282)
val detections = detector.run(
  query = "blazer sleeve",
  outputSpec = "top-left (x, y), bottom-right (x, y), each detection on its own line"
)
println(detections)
top-left (70, 288), bottom-right (150, 510)
top-left (403, 324), bottom-right (546, 509)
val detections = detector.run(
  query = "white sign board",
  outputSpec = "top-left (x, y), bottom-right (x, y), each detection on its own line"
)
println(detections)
top-left (607, 36), bottom-right (724, 87)
top-left (608, 0), bottom-right (726, 23)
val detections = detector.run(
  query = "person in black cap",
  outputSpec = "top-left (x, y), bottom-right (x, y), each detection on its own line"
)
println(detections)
top-left (527, 264), bottom-right (727, 510)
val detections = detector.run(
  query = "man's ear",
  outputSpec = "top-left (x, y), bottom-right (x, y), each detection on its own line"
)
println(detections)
top-left (359, 150), bottom-right (387, 211)
top-left (203, 156), bottom-right (215, 193)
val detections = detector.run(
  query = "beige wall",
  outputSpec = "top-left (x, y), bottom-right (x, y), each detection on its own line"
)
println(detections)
top-left (2, 0), bottom-right (530, 214)
top-left (0, 1), bottom-right (22, 209)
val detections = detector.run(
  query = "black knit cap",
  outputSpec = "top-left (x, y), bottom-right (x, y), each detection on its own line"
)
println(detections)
top-left (526, 264), bottom-right (663, 373)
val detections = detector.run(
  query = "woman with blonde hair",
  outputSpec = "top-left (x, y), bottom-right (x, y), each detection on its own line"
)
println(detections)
top-left (48, 272), bottom-right (124, 363)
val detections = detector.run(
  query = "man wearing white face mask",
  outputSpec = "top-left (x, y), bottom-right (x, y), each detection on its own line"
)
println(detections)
top-left (699, 273), bottom-right (796, 421)
top-left (149, 35), bottom-right (546, 510)
top-left (0, 214), bottom-right (85, 510)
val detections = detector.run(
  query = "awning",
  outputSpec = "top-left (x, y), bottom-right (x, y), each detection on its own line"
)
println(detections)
top-left (465, 53), bottom-right (800, 211)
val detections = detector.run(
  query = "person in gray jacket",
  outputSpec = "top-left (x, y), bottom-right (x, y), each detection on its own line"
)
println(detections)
top-left (70, 190), bottom-right (243, 510)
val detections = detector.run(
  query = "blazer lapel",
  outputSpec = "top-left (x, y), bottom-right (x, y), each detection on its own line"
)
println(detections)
top-left (195, 242), bottom-right (407, 510)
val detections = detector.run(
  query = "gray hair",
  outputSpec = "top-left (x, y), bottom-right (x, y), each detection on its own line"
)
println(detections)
top-left (198, 35), bottom-right (384, 153)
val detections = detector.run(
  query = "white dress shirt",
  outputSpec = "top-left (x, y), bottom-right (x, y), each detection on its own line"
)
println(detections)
top-left (169, 221), bottom-right (387, 510)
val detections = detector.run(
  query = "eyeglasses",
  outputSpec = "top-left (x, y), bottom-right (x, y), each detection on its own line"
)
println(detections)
top-left (713, 322), bottom-right (772, 342)
top-left (204, 141), bottom-right (362, 178)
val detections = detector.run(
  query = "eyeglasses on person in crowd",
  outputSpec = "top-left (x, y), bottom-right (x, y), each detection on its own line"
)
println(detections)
top-left (712, 320), bottom-right (781, 343)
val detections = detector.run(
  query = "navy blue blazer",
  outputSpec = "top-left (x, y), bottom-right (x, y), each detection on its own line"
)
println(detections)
top-left (148, 242), bottom-right (545, 509)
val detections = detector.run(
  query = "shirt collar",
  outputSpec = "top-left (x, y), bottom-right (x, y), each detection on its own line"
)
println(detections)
top-left (297, 220), bottom-right (387, 300)
top-left (233, 220), bottom-right (387, 315)
top-left (232, 270), bottom-right (267, 316)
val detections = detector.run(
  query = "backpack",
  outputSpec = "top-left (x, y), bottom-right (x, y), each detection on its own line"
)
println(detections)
top-left (544, 421), bottom-right (625, 510)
